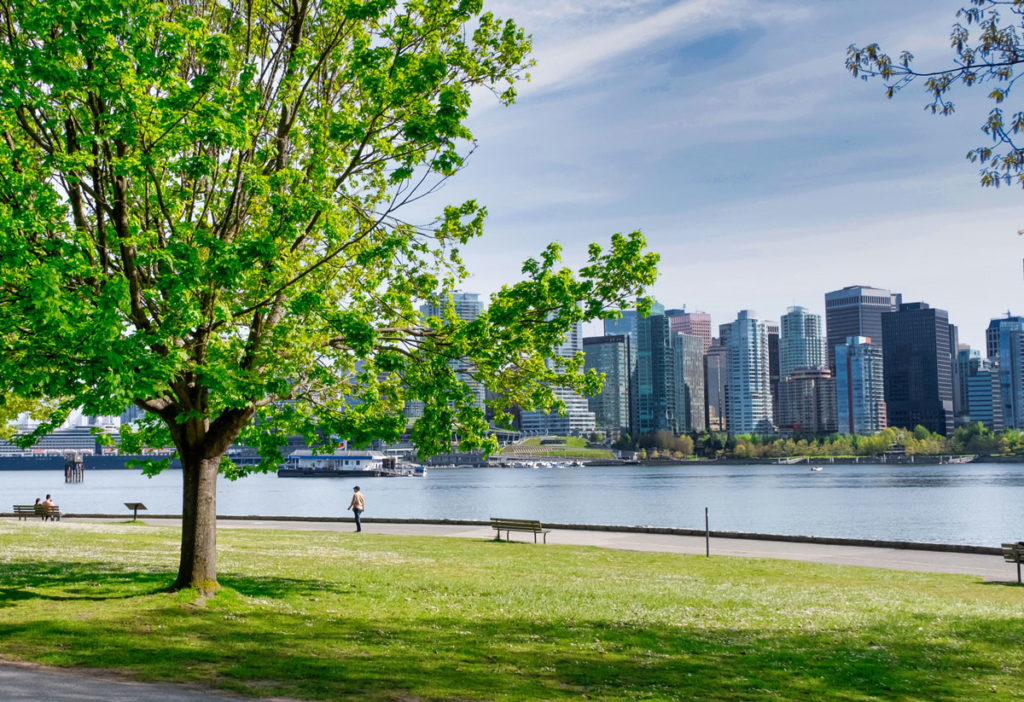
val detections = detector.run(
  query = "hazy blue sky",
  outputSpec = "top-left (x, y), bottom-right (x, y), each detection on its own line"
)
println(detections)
top-left (435, 0), bottom-right (1023, 350)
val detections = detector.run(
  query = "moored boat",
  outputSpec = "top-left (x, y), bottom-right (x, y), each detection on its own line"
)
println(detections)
top-left (277, 451), bottom-right (424, 478)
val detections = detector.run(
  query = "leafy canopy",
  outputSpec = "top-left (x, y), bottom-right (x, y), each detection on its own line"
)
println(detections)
top-left (0, 0), bottom-right (658, 471)
top-left (847, 0), bottom-right (1024, 187)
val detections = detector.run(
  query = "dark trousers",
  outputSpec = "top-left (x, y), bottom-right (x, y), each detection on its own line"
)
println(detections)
top-left (353, 508), bottom-right (363, 531)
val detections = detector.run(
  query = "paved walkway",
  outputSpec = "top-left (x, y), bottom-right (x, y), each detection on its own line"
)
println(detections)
top-left (0, 661), bottom-right (250, 702)
top-left (147, 517), bottom-right (1016, 581)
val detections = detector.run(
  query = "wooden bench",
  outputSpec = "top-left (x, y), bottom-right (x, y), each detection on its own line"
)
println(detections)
top-left (491, 518), bottom-right (550, 544)
top-left (1002, 542), bottom-right (1024, 584)
top-left (12, 505), bottom-right (60, 521)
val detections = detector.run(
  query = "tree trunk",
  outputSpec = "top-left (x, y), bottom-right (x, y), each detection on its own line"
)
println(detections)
top-left (173, 452), bottom-right (223, 593)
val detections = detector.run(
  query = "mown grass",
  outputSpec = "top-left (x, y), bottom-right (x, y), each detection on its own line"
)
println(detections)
top-left (1, 521), bottom-right (1022, 701)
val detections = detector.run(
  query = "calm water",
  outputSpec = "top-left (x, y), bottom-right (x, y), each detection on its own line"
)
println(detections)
top-left (3, 463), bottom-right (1024, 546)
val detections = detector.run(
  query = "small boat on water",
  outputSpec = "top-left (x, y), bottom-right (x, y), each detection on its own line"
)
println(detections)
top-left (810, 466), bottom-right (823, 472)
top-left (277, 450), bottom-right (425, 478)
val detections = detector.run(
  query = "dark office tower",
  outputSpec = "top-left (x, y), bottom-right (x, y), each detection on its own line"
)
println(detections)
top-left (767, 322), bottom-right (780, 428)
top-left (824, 285), bottom-right (901, 372)
top-left (948, 325), bottom-right (962, 420)
top-left (635, 315), bottom-right (677, 436)
top-left (583, 335), bottom-right (631, 435)
top-left (672, 333), bottom-right (706, 433)
top-left (881, 302), bottom-right (954, 436)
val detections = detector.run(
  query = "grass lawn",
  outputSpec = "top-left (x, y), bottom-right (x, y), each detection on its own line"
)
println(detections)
top-left (520, 437), bottom-right (588, 448)
top-left (1, 521), bottom-right (1023, 701)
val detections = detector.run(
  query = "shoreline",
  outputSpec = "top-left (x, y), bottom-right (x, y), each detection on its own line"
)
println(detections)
top-left (3, 513), bottom-right (1007, 554)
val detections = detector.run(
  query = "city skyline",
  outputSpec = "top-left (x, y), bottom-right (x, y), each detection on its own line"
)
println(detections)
top-left (416, 0), bottom-right (1023, 352)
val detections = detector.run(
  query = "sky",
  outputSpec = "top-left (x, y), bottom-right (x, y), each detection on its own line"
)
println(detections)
top-left (423, 0), bottom-right (1024, 351)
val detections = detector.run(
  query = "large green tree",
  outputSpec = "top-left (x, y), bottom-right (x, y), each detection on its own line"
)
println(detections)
top-left (0, 0), bottom-right (657, 593)
top-left (847, 0), bottom-right (1024, 187)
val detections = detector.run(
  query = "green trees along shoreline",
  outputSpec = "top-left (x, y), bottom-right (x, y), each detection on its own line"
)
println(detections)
top-left (623, 422), bottom-right (1018, 461)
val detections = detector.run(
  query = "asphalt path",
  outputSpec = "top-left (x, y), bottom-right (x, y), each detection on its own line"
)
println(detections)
top-left (2, 517), bottom-right (1020, 700)
top-left (0, 661), bottom-right (252, 701)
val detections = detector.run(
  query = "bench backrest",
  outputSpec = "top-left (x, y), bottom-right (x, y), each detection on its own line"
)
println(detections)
top-left (491, 518), bottom-right (543, 529)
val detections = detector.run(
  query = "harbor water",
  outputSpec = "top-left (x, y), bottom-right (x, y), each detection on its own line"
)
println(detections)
top-left (3, 462), bottom-right (1023, 547)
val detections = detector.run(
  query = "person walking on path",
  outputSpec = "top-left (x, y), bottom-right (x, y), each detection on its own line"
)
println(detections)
top-left (348, 486), bottom-right (364, 532)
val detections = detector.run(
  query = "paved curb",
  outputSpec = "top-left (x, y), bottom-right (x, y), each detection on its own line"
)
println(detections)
top-left (4, 513), bottom-right (1004, 556)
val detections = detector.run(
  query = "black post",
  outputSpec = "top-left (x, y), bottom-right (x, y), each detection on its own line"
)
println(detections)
top-left (705, 507), bottom-right (709, 558)
top-left (133, 505), bottom-right (139, 521)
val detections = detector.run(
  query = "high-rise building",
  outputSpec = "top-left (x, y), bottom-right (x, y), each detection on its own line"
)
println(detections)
top-left (582, 335), bottom-right (631, 434)
top-left (723, 310), bottom-right (774, 435)
top-left (603, 301), bottom-right (666, 342)
top-left (881, 302), bottom-right (954, 436)
top-left (780, 306), bottom-right (826, 379)
top-left (835, 336), bottom-right (887, 436)
top-left (767, 321), bottom-right (780, 428)
top-left (520, 321), bottom-right (596, 435)
top-left (997, 318), bottom-right (1024, 429)
top-left (418, 292), bottom-right (487, 413)
top-left (824, 285), bottom-right (900, 371)
top-left (955, 345), bottom-right (980, 421)
top-left (986, 314), bottom-right (1024, 359)
top-left (967, 358), bottom-right (1004, 431)
top-left (634, 315), bottom-right (677, 435)
top-left (673, 332), bottom-right (705, 433)
top-left (666, 309), bottom-right (712, 353)
top-left (704, 341), bottom-right (728, 432)
top-left (778, 368), bottom-right (837, 435)
top-left (604, 302), bottom-right (664, 435)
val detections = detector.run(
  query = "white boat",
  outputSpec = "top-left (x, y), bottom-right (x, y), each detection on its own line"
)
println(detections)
top-left (810, 466), bottom-right (823, 472)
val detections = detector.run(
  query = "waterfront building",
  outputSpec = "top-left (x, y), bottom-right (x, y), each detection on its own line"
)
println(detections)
top-left (986, 313), bottom-right (1024, 359)
top-left (582, 335), bottom-right (631, 434)
top-left (955, 345), bottom-right (980, 422)
top-left (520, 321), bottom-right (596, 435)
top-left (835, 336), bottom-right (887, 436)
top-left (779, 306), bottom-right (826, 379)
top-left (723, 310), bottom-right (774, 435)
top-left (778, 368), bottom-right (837, 435)
top-left (0, 426), bottom-right (113, 456)
top-left (673, 332), bottom-right (706, 433)
top-left (634, 315), bottom-right (677, 435)
top-left (997, 317), bottom-right (1024, 429)
top-left (704, 340), bottom-right (728, 432)
top-left (967, 359), bottom-right (1004, 431)
top-left (666, 309), bottom-right (712, 352)
top-left (419, 292), bottom-right (487, 412)
top-left (824, 285), bottom-right (901, 371)
top-left (767, 321), bottom-right (780, 428)
top-left (881, 302), bottom-right (954, 436)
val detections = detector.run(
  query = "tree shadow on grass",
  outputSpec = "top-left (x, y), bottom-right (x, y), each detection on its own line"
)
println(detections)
top-left (0, 562), bottom-right (172, 607)
top-left (1, 561), bottom-right (1022, 700)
